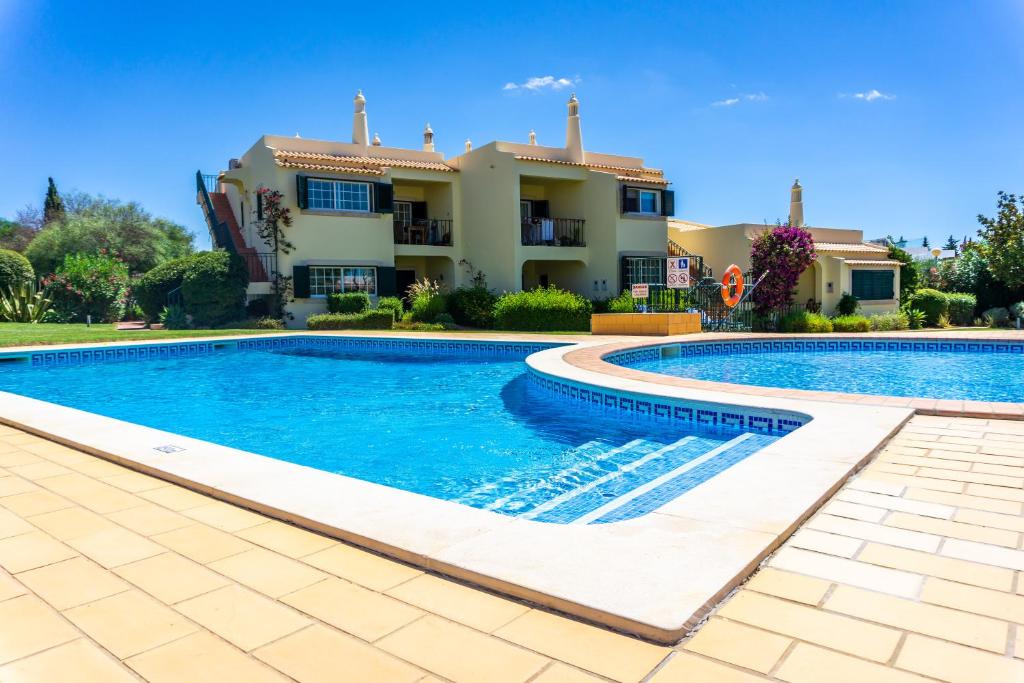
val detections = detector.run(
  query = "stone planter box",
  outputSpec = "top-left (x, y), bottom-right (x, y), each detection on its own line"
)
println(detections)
top-left (591, 312), bottom-right (701, 336)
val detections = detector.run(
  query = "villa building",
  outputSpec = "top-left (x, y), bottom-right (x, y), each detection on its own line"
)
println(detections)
top-left (669, 180), bottom-right (902, 315)
top-left (198, 92), bottom-right (673, 324)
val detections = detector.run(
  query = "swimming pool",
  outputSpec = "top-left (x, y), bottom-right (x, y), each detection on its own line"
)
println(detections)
top-left (0, 337), bottom-right (793, 524)
top-left (609, 338), bottom-right (1024, 403)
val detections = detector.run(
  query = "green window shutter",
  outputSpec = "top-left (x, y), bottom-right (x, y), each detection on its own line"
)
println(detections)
top-left (296, 176), bottom-right (308, 209)
top-left (373, 183), bottom-right (394, 213)
top-left (376, 267), bottom-right (397, 296)
top-left (661, 190), bottom-right (675, 216)
top-left (292, 265), bottom-right (310, 298)
top-left (851, 270), bottom-right (894, 300)
top-left (256, 192), bottom-right (264, 220)
top-left (621, 187), bottom-right (639, 213)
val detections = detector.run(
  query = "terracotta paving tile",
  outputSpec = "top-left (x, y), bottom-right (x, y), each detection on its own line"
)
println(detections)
top-left (682, 617), bottom-right (790, 674)
top-left (0, 594), bottom-right (80, 664)
top-left (151, 523), bottom-right (254, 564)
top-left (255, 624), bottom-right (423, 683)
top-left (0, 530), bottom-right (77, 573)
top-left (895, 633), bottom-right (1024, 683)
top-left (113, 552), bottom-right (230, 604)
top-left (742, 567), bottom-right (831, 606)
top-left (174, 584), bottom-right (311, 651)
top-left (64, 589), bottom-right (198, 659)
top-left (302, 542), bottom-right (422, 591)
top-left (648, 652), bottom-right (768, 682)
top-left (281, 577), bottom-right (423, 641)
top-left (385, 573), bottom-right (530, 633)
top-left (0, 637), bottom-right (138, 682)
top-left (234, 520), bottom-right (337, 559)
top-left (775, 643), bottom-right (932, 683)
top-left (855, 542), bottom-right (1014, 591)
top-left (66, 526), bottom-right (165, 568)
top-left (26, 506), bottom-right (116, 541)
top-left (207, 547), bottom-right (326, 598)
top-left (181, 501), bottom-right (269, 532)
top-left (16, 556), bottom-right (129, 610)
top-left (105, 502), bottom-right (193, 536)
top-left (920, 577), bottom-right (1024, 624)
top-left (380, 615), bottom-right (550, 683)
top-left (126, 631), bottom-right (289, 683)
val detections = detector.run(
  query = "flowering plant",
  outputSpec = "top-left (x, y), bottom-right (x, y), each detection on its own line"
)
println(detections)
top-left (255, 187), bottom-right (294, 320)
top-left (42, 251), bottom-right (131, 322)
top-left (750, 223), bottom-right (816, 316)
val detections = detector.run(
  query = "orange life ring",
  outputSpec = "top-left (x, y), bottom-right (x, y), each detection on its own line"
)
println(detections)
top-left (721, 265), bottom-right (744, 307)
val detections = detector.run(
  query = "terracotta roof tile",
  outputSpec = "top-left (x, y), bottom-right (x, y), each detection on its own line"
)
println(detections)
top-left (816, 242), bottom-right (889, 253)
top-left (273, 159), bottom-right (384, 176)
top-left (273, 150), bottom-right (454, 172)
top-left (842, 259), bottom-right (902, 265)
top-left (513, 155), bottom-right (665, 179)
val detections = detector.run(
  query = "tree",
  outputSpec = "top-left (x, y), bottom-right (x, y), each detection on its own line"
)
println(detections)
top-left (42, 178), bottom-right (65, 225)
top-left (0, 219), bottom-right (36, 252)
top-left (897, 235), bottom-right (907, 248)
top-left (977, 191), bottom-right (1024, 289)
top-left (921, 236), bottom-right (930, 249)
top-left (943, 235), bottom-right (958, 252)
top-left (749, 223), bottom-right (816, 316)
top-left (888, 244), bottom-right (919, 301)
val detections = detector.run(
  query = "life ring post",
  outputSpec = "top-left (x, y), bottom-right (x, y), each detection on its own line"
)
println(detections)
top-left (721, 264), bottom-right (745, 308)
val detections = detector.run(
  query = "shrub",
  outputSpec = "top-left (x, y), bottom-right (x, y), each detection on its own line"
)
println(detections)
top-left (945, 292), bottom-right (977, 327)
top-left (906, 288), bottom-right (949, 326)
top-left (493, 286), bottom-right (592, 331)
top-left (251, 317), bottom-right (285, 330)
top-left (607, 290), bottom-right (636, 313)
top-left (888, 244), bottom-right (919, 301)
top-left (750, 223), bottom-right (817, 316)
top-left (327, 292), bottom-right (370, 314)
top-left (448, 286), bottom-right (497, 328)
top-left (780, 310), bottom-right (833, 333)
top-left (306, 310), bottom-right (394, 330)
top-left (906, 308), bottom-right (927, 329)
top-left (831, 315), bottom-right (870, 332)
top-left (1010, 301), bottom-right (1024, 320)
top-left (435, 312), bottom-right (455, 325)
top-left (409, 291), bottom-right (448, 323)
top-left (836, 293), bottom-right (859, 316)
top-left (134, 257), bottom-right (190, 321)
top-left (982, 307), bottom-right (1011, 327)
top-left (246, 296), bottom-right (270, 318)
top-left (869, 312), bottom-right (910, 331)
top-left (42, 252), bottom-right (130, 322)
top-left (0, 284), bottom-right (52, 323)
top-left (160, 304), bottom-right (188, 329)
top-left (180, 251), bottom-right (248, 327)
top-left (376, 296), bottom-right (404, 319)
top-left (393, 320), bottom-right (453, 331)
top-left (0, 250), bottom-right (33, 292)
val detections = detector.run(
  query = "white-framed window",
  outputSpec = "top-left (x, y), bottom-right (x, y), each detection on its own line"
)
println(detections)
top-left (625, 257), bottom-right (664, 286)
top-left (307, 179), bottom-right (371, 212)
top-left (394, 201), bottom-right (412, 226)
top-left (309, 266), bottom-right (377, 296)
top-left (624, 187), bottom-right (662, 215)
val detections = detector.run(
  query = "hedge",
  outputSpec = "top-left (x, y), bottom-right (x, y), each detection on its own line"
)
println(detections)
top-left (375, 296), bottom-right (404, 319)
top-left (327, 292), bottom-right (370, 314)
top-left (448, 286), bottom-right (496, 328)
top-left (869, 312), bottom-right (909, 331)
top-left (907, 288), bottom-right (949, 326)
top-left (0, 250), bottom-right (33, 292)
top-left (307, 310), bottom-right (394, 330)
top-left (493, 286), bottom-right (592, 331)
top-left (180, 251), bottom-right (248, 326)
top-left (831, 315), bottom-right (871, 332)
top-left (945, 293), bottom-right (977, 327)
top-left (134, 257), bottom-right (190, 321)
top-left (409, 291), bottom-right (447, 323)
top-left (779, 311), bottom-right (833, 333)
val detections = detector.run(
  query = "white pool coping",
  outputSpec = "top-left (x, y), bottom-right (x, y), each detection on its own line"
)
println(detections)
top-left (0, 334), bottom-right (912, 643)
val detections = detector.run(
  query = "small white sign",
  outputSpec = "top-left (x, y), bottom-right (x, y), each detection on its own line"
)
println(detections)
top-left (667, 257), bottom-right (691, 289)
top-left (631, 283), bottom-right (649, 298)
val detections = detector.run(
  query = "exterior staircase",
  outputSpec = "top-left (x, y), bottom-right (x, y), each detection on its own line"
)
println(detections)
top-left (196, 171), bottom-right (272, 283)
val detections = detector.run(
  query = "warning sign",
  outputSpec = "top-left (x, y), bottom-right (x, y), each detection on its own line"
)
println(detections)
top-left (630, 283), bottom-right (649, 298)
top-left (667, 257), bottom-right (691, 289)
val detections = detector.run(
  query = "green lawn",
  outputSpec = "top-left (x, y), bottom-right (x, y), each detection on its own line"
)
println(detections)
top-left (0, 324), bottom-right (295, 348)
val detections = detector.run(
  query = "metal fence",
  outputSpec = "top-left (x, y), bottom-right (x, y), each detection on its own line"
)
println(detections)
top-left (633, 271), bottom-right (765, 331)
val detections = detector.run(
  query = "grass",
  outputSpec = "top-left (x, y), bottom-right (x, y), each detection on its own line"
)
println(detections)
top-left (0, 323), bottom-right (294, 348)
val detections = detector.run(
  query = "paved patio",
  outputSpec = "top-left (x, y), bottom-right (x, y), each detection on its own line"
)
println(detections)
top-left (0, 414), bottom-right (1022, 682)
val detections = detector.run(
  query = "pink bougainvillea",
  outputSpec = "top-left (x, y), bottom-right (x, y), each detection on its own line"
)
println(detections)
top-left (750, 223), bottom-right (817, 315)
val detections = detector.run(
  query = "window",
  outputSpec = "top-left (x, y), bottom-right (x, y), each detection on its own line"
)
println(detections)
top-left (309, 266), bottom-right (377, 296)
top-left (394, 201), bottom-right (412, 226)
top-left (307, 179), bottom-right (371, 212)
top-left (639, 190), bottom-right (660, 214)
top-left (851, 269), bottom-right (894, 300)
top-left (624, 257), bottom-right (664, 286)
top-left (623, 187), bottom-right (663, 215)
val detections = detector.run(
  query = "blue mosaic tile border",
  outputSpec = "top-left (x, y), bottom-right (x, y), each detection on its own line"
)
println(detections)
top-left (27, 341), bottom-right (224, 367)
top-left (527, 369), bottom-right (807, 435)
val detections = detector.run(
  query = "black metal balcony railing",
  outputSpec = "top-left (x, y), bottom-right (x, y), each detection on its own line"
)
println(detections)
top-left (393, 219), bottom-right (453, 246)
top-left (521, 218), bottom-right (586, 247)
top-left (196, 171), bottom-right (233, 252)
top-left (200, 173), bottom-right (219, 194)
top-left (240, 252), bottom-right (277, 282)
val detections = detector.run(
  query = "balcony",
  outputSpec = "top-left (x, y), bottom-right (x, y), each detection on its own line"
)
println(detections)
top-left (521, 218), bottom-right (586, 247)
top-left (393, 219), bottom-right (452, 246)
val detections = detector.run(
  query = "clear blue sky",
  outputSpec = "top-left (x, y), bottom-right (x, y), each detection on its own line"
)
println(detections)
top-left (1, 0), bottom-right (1022, 250)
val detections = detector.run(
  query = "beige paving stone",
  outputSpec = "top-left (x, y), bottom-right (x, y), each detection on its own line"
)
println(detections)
top-left (0, 507), bottom-right (34, 540)
top-left (941, 538), bottom-right (1024, 570)
top-left (302, 542), bottom-right (422, 591)
top-left (807, 514), bottom-right (941, 552)
top-left (105, 502), bottom-right (193, 536)
top-left (866, 462), bottom-right (918, 476)
top-left (380, 615), bottom-right (550, 683)
top-left (385, 572), bottom-right (530, 633)
top-left (66, 526), bottom-right (165, 568)
top-left (769, 546), bottom-right (923, 597)
top-left (917, 466), bottom-right (1023, 488)
top-left (967, 482), bottom-right (1024, 503)
top-left (884, 510), bottom-right (1020, 547)
top-left (743, 567), bottom-right (832, 605)
top-left (847, 475), bottom-right (906, 496)
top-left (0, 489), bottom-right (73, 516)
top-left (113, 552), bottom-right (230, 604)
top-left (0, 595), bottom-right (80, 664)
top-left (7, 460), bottom-right (73, 480)
top-left (531, 662), bottom-right (608, 682)
top-left (954, 507), bottom-right (1024, 533)
top-left (494, 609), bottom-right (669, 682)
top-left (884, 453), bottom-right (972, 472)
top-left (100, 470), bottom-right (171, 493)
top-left (0, 475), bottom-right (39, 498)
top-left (856, 470), bottom-right (965, 493)
top-left (716, 590), bottom-right (902, 662)
top-left (974, 462), bottom-right (1024, 477)
top-left (683, 617), bottom-right (791, 674)
top-left (905, 487), bottom-right (1023, 515)
top-left (151, 523), bottom-right (253, 564)
top-left (895, 633), bottom-right (1024, 683)
top-left (0, 569), bottom-right (26, 601)
top-left (138, 484), bottom-right (213, 511)
top-left (856, 542), bottom-right (1014, 591)
top-left (26, 506), bottom-right (116, 541)
top-left (0, 451), bottom-right (43, 467)
top-left (16, 556), bottom-right (129, 610)
top-left (0, 530), bottom-right (77, 573)
top-left (126, 631), bottom-right (288, 683)
top-left (648, 652), bottom-right (766, 683)
top-left (838, 488), bottom-right (954, 518)
top-left (820, 499), bottom-right (888, 523)
top-left (181, 501), bottom-right (268, 532)
top-left (175, 584), bottom-right (311, 651)
top-left (36, 473), bottom-right (143, 513)
top-left (234, 519), bottom-right (337, 559)
top-left (207, 547), bottom-right (325, 598)
top-left (64, 589), bottom-right (198, 659)
top-left (788, 528), bottom-right (863, 558)
top-left (921, 577), bottom-right (1024, 624)
top-left (1017, 628), bottom-right (1024, 660)
top-left (775, 643), bottom-right (933, 683)
top-left (824, 584), bottom-right (1008, 652)
top-left (0, 637), bottom-right (137, 682)
top-left (63, 456), bottom-right (130, 478)
top-left (281, 577), bottom-right (423, 641)
top-left (255, 624), bottom-right (422, 683)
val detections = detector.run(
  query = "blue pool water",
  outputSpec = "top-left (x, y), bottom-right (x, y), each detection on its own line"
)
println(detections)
top-left (0, 343), bottom-right (781, 524)
top-left (619, 346), bottom-right (1024, 403)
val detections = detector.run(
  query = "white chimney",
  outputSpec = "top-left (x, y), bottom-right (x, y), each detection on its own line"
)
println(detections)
top-left (423, 123), bottom-right (435, 152)
top-left (789, 178), bottom-right (804, 227)
top-left (565, 93), bottom-right (584, 163)
top-left (465, 139), bottom-right (472, 153)
top-left (529, 129), bottom-right (537, 145)
top-left (352, 90), bottom-right (369, 147)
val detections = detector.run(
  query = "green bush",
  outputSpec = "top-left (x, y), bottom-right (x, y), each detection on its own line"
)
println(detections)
top-left (493, 286), bottom-right (592, 331)
top-left (42, 252), bottom-right (130, 322)
top-left (779, 310), bottom-right (833, 333)
top-left (327, 292), bottom-right (370, 314)
top-left (906, 288), bottom-right (949, 326)
top-left (180, 251), bottom-right (248, 327)
top-left (448, 286), bottom-right (497, 328)
top-left (831, 315), bottom-right (871, 332)
top-left (0, 250), bottom-right (34, 292)
top-left (869, 311), bottom-right (910, 331)
top-left (836, 293), bottom-right (859, 316)
top-left (0, 284), bottom-right (52, 323)
top-left (306, 310), bottom-right (394, 330)
top-left (944, 293), bottom-right (977, 327)
top-left (375, 296), bottom-right (404, 319)
top-left (435, 312), bottom-right (455, 325)
top-left (982, 307), bottom-right (1011, 327)
top-left (409, 291), bottom-right (448, 323)
top-left (393, 320), bottom-right (453, 331)
top-left (1009, 301), bottom-right (1024, 321)
top-left (607, 290), bottom-right (635, 313)
top-left (160, 304), bottom-right (188, 329)
top-left (906, 309), bottom-right (927, 329)
top-left (134, 257), bottom-right (190, 321)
